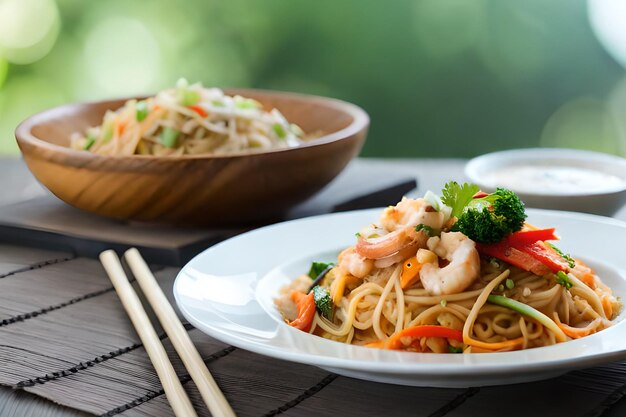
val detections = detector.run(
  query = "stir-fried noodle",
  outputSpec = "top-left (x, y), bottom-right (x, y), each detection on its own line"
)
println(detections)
top-left (276, 186), bottom-right (621, 353)
top-left (71, 79), bottom-right (304, 156)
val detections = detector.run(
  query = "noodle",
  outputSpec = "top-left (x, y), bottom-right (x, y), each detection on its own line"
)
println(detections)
top-left (276, 191), bottom-right (622, 353)
top-left (71, 79), bottom-right (305, 156)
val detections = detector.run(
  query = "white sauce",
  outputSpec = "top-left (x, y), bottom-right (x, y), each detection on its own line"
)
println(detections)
top-left (484, 165), bottom-right (625, 194)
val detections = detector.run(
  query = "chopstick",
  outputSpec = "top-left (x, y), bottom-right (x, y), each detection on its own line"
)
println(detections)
top-left (124, 248), bottom-right (236, 417)
top-left (99, 250), bottom-right (198, 417)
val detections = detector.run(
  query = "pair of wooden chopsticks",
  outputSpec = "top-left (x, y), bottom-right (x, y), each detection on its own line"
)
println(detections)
top-left (100, 248), bottom-right (236, 417)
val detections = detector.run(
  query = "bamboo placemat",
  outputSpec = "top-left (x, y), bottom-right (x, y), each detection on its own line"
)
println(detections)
top-left (1, 246), bottom-right (626, 417)
top-left (3, 157), bottom-right (626, 416)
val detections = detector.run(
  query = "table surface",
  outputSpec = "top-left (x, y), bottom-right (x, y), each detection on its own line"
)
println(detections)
top-left (2, 156), bottom-right (626, 417)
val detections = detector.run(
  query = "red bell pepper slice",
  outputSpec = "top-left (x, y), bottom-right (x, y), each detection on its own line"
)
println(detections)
top-left (385, 325), bottom-right (463, 350)
top-left (505, 228), bottom-right (558, 247)
top-left (477, 242), bottom-right (552, 276)
top-left (477, 228), bottom-right (567, 274)
top-left (517, 242), bottom-right (570, 273)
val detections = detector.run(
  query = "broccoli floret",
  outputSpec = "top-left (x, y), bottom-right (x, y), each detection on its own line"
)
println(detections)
top-left (451, 187), bottom-right (526, 244)
top-left (555, 271), bottom-right (573, 289)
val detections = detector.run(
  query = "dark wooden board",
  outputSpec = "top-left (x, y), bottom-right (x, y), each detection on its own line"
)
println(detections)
top-left (0, 160), bottom-right (418, 266)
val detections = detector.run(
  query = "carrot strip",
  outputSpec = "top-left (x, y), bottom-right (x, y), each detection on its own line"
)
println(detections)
top-left (332, 270), bottom-right (348, 305)
top-left (576, 269), bottom-right (597, 289)
top-left (364, 340), bottom-right (386, 349)
top-left (386, 325), bottom-right (463, 350)
top-left (553, 314), bottom-right (602, 339)
top-left (288, 291), bottom-right (315, 332)
top-left (116, 120), bottom-right (127, 136)
top-left (462, 336), bottom-right (525, 351)
top-left (400, 256), bottom-right (423, 289)
top-left (188, 104), bottom-right (208, 118)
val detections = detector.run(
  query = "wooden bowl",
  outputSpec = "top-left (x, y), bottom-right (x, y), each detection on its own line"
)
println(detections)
top-left (15, 89), bottom-right (369, 226)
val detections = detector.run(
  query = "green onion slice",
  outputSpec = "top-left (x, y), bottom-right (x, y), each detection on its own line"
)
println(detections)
top-left (487, 294), bottom-right (566, 341)
top-left (178, 89), bottom-right (200, 106)
top-left (84, 133), bottom-right (96, 150)
top-left (136, 100), bottom-right (149, 122)
top-left (272, 123), bottom-right (287, 139)
top-left (160, 127), bottom-right (180, 148)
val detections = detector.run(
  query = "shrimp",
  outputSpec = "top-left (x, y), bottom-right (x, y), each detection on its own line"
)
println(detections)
top-left (356, 227), bottom-right (426, 259)
top-left (338, 247), bottom-right (374, 278)
top-left (379, 197), bottom-right (445, 232)
top-left (419, 232), bottom-right (480, 296)
top-left (355, 197), bottom-right (444, 260)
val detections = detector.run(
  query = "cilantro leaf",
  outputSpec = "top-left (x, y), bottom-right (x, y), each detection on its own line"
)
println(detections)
top-left (441, 181), bottom-right (480, 218)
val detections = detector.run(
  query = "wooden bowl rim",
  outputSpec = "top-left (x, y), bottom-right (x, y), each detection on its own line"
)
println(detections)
top-left (15, 88), bottom-right (369, 164)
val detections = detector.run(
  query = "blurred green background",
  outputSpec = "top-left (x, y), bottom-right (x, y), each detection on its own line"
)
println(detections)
top-left (1, 0), bottom-right (626, 157)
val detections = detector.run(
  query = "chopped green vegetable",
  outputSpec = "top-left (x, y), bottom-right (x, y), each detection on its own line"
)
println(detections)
top-left (235, 98), bottom-right (261, 109)
top-left (498, 284), bottom-right (505, 292)
top-left (272, 123), bottom-right (287, 139)
top-left (312, 285), bottom-right (333, 320)
top-left (441, 181), bottom-right (480, 218)
top-left (546, 243), bottom-right (575, 268)
top-left (450, 186), bottom-right (527, 244)
top-left (555, 271), bottom-right (573, 289)
top-left (448, 345), bottom-right (463, 353)
top-left (505, 278), bottom-right (515, 290)
top-left (102, 123), bottom-right (114, 143)
top-left (367, 233), bottom-right (380, 239)
top-left (440, 299), bottom-right (447, 307)
top-left (211, 100), bottom-right (225, 107)
top-left (415, 224), bottom-right (434, 236)
top-left (84, 133), bottom-right (96, 150)
top-left (174, 79), bottom-right (198, 105)
top-left (159, 127), bottom-right (180, 148)
top-left (178, 89), bottom-right (200, 106)
top-left (355, 232), bottom-right (361, 238)
top-left (487, 294), bottom-right (566, 341)
top-left (423, 190), bottom-right (452, 220)
top-left (308, 262), bottom-right (334, 279)
top-left (135, 100), bottom-right (149, 122)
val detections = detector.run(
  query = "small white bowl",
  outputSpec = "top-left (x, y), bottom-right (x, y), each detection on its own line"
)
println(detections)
top-left (465, 148), bottom-right (626, 216)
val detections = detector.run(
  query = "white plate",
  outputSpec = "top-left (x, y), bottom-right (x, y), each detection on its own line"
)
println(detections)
top-left (174, 209), bottom-right (626, 387)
